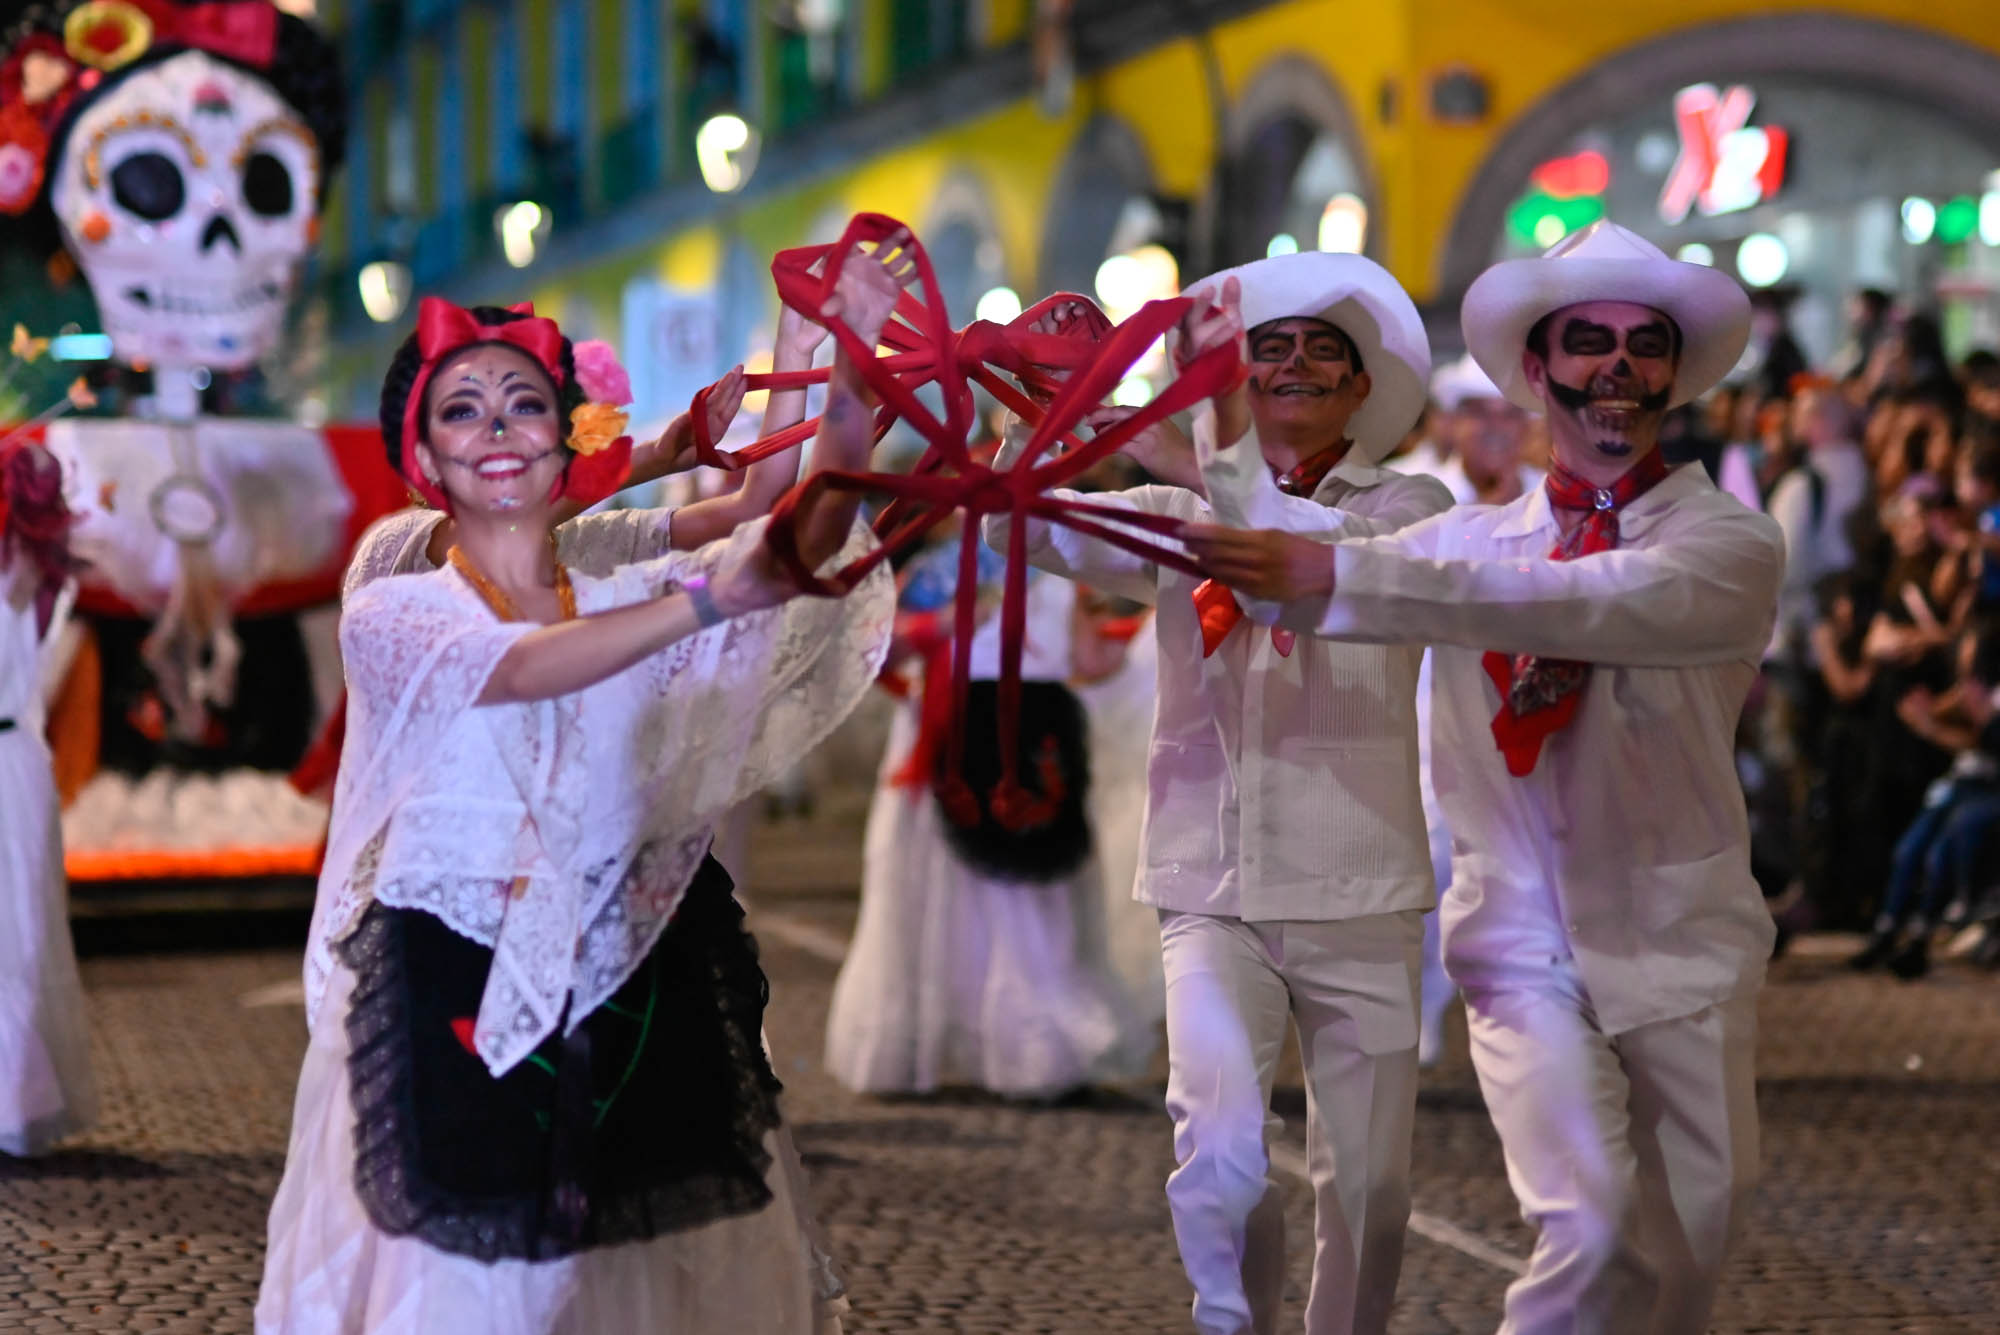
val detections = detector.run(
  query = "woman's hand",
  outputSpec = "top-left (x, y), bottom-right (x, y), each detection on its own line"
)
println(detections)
top-left (624, 365), bottom-right (747, 489)
top-left (775, 302), bottom-right (829, 372)
top-left (822, 228), bottom-right (917, 351)
top-left (706, 532), bottom-right (797, 619)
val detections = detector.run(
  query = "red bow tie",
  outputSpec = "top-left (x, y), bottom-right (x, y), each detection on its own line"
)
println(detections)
top-left (1482, 450), bottom-right (1674, 775)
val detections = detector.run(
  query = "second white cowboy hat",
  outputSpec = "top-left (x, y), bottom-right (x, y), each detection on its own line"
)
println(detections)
top-left (1461, 221), bottom-right (1751, 413)
top-left (1183, 251), bottom-right (1430, 464)
top-left (1429, 354), bottom-right (1506, 412)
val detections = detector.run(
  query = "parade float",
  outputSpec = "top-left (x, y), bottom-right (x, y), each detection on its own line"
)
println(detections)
top-left (0, 1), bottom-right (404, 882)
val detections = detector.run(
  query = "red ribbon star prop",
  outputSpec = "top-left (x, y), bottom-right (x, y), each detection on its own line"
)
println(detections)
top-left (702, 213), bottom-right (1244, 831)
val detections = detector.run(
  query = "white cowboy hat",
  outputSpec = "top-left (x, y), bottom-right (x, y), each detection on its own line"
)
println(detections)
top-left (1183, 251), bottom-right (1430, 464)
top-left (1429, 354), bottom-right (1506, 412)
top-left (1461, 221), bottom-right (1750, 413)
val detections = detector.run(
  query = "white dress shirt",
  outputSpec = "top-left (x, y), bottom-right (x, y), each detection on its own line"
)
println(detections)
top-left (986, 426), bottom-right (1452, 923)
top-left (1244, 462), bottom-right (1784, 1032)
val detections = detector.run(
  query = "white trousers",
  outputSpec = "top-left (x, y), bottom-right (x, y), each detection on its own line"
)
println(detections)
top-left (1160, 910), bottom-right (1423, 1335)
top-left (1463, 978), bottom-right (1759, 1335)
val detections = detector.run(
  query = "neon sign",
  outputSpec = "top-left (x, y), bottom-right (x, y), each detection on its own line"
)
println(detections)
top-left (1658, 84), bottom-right (1789, 224)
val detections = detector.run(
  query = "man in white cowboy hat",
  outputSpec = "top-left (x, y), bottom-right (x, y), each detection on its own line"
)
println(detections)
top-left (987, 250), bottom-right (1452, 1335)
top-left (1181, 221), bottom-right (1784, 1334)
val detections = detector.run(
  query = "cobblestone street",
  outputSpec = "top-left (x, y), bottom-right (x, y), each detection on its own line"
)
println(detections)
top-left (3, 813), bottom-right (1996, 1333)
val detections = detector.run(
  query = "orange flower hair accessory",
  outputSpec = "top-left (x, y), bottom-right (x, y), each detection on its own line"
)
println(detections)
top-left (566, 401), bottom-right (628, 457)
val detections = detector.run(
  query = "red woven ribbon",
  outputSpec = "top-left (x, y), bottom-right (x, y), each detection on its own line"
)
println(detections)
top-left (716, 213), bottom-right (1243, 830)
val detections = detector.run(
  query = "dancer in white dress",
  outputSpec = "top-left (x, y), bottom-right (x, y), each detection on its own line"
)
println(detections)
top-left (1074, 597), bottom-right (1165, 1025)
top-left (0, 440), bottom-right (97, 1157)
top-left (256, 236), bottom-right (912, 1335)
top-left (825, 543), bottom-right (1150, 1098)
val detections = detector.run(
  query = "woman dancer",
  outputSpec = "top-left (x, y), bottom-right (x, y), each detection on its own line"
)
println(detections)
top-left (826, 522), bottom-right (1149, 1100)
top-left (254, 239), bottom-right (912, 1334)
top-left (343, 295), bottom-right (825, 589)
top-left (0, 436), bottom-right (97, 1157)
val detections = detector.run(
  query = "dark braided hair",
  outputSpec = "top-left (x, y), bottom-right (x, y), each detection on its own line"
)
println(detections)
top-left (378, 306), bottom-right (585, 479)
top-left (0, 0), bottom-right (347, 259)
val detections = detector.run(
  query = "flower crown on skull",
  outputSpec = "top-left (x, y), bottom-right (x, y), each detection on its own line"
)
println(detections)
top-left (0, 1), bottom-right (342, 217)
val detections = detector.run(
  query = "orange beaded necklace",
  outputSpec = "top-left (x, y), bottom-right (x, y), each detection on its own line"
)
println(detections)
top-left (448, 542), bottom-right (577, 622)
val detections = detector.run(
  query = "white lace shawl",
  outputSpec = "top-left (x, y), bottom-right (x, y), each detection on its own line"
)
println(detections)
top-left (305, 514), bottom-right (892, 1075)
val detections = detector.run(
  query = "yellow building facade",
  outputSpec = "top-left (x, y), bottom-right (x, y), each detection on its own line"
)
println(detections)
top-left (321, 0), bottom-right (2000, 415)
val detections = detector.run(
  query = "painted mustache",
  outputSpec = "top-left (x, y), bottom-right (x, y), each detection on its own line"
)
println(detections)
top-left (1545, 376), bottom-right (1671, 416)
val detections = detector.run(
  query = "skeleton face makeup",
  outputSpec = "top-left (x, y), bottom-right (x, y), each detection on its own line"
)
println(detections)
top-left (1244, 317), bottom-right (1373, 444)
top-left (1524, 301), bottom-right (1678, 464)
top-left (415, 345), bottom-right (567, 518)
top-left (49, 51), bottom-right (321, 372)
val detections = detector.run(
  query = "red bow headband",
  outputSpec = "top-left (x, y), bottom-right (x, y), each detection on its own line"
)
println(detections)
top-left (394, 297), bottom-right (634, 513)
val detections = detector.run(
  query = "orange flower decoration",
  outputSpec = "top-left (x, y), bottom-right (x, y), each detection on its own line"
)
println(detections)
top-left (567, 401), bottom-right (628, 457)
top-left (64, 2), bottom-right (154, 72)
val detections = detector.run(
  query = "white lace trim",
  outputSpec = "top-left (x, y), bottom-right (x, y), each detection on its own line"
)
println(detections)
top-left (306, 515), bottom-right (891, 1074)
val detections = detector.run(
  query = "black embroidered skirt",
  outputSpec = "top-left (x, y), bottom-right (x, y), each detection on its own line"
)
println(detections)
top-left (933, 679), bottom-right (1094, 882)
top-left (336, 854), bottom-right (783, 1262)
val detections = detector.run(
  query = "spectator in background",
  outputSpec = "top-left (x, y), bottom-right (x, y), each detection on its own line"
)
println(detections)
top-left (1951, 443), bottom-right (2000, 614)
top-left (1710, 383), bottom-right (1766, 510)
top-left (1833, 287), bottom-right (1894, 383)
top-left (1964, 358), bottom-right (2000, 435)
top-left (1875, 382), bottom-right (1962, 497)
top-left (1865, 309), bottom-right (1953, 401)
top-left (1768, 379), bottom-right (1870, 659)
top-left (1797, 572), bottom-right (1885, 929)
top-left (1849, 620), bottom-right (2000, 978)
top-left (1748, 289), bottom-right (1809, 402)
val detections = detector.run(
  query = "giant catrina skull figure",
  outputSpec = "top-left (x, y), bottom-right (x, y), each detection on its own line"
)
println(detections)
top-left (1, 0), bottom-right (345, 399)
top-left (52, 48), bottom-right (319, 373)
top-left (0, 0), bottom-right (352, 777)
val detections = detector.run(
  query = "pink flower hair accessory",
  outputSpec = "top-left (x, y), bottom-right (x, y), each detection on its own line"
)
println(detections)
top-left (572, 340), bottom-right (632, 407)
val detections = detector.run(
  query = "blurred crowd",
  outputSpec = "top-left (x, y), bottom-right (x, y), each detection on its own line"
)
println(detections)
top-left (1388, 288), bottom-right (2000, 981)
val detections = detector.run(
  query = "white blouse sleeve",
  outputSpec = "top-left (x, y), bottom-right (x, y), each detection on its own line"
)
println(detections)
top-left (579, 512), bottom-right (894, 821)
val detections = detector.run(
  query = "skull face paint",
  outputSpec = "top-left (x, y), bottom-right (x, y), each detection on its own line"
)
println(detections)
top-left (1524, 301), bottom-right (1678, 463)
top-left (49, 51), bottom-right (321, 372)
top-left (1244, 316), bottom-right (1373, 446)
top-left (416, 345), bottom-right (569, 519)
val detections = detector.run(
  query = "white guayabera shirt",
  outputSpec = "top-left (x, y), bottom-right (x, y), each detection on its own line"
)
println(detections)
top-left (309, 511), bottom-right (892, 1075)
top-left (1245, 461), bottom-right (1786, 1034)
top-left (985, 419), bottom-right (1453, 924)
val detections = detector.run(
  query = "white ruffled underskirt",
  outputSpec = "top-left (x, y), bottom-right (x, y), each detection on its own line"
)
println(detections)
top-left (824, 706), bottom-right (1154, 1100)
top-left (256, 965), bottom-right (845, 1335)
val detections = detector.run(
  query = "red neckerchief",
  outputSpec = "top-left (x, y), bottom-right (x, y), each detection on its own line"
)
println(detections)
top-left (1191, 442), bottom-right (1348, 658)
top-left (1481, 450), bottom-right (1675, 776)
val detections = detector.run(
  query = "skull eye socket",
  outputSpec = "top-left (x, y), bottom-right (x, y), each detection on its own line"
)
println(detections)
top-left (242, 151), bottom-right (294, 218)
top-left (110, 151), bottom-right (186, 222)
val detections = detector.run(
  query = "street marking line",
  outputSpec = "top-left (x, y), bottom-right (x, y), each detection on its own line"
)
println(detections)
top-left (760, 907), bottom-right (1530, 1278)
top-left (753, 910), bottom-right (851, 965)
top-left (1269, 1134), bottom-right (1527, 1277)
top-left (238, 979), bottom-right (306, 1009)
